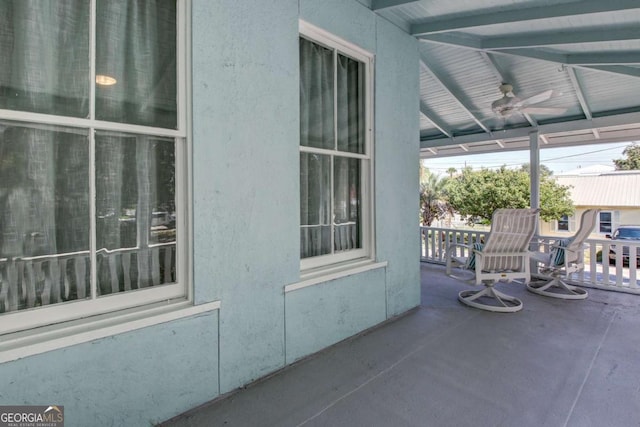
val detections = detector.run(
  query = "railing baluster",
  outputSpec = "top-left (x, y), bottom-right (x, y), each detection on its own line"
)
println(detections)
top-left (49, 259), bottom-right (61, 304)
top-left (151, 247), bottom-right (160, 287)
top-left (8, 261), bottom-right (19, 312)
top-left (163, 246), bottom-right (173, 283)
top-left (75, 258), bottom-right (86, 299)
top-left (36, 262), bottom-right (48, 306)
top-left (138, 249), bottom-right (150, 288)
top-left (0, 263), bottom-right (7, 311)
top-left (123, 253), bottom-right (132, 291)
top-left (108, 254), bottom-right (119, 294)
top-left (24, 260), bottom-right (36, 308)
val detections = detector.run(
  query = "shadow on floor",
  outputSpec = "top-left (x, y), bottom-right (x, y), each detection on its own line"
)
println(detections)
top-left (160, 263), bottom-right (640, 427)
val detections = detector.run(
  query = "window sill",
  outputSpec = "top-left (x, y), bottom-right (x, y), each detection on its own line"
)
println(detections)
top-left (0, 300), bottom-right (221, 363)
top-left (286, 259), bottom-right (388, 293)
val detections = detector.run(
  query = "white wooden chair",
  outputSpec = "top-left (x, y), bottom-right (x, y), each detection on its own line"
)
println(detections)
top-left (528, 209), bottom-right (598, 300)
top-left (446, 208), bottom-right (539, 313)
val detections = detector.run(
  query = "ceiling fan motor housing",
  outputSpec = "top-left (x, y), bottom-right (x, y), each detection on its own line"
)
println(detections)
top-left (491, 94), bottom-right (519, 116)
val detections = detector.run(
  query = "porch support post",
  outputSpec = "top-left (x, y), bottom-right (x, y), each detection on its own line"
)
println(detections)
top-left (529, 130), bottom-right (540, 233)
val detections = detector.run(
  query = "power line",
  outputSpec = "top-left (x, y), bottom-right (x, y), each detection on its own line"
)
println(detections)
top-left (540, 143), bottom-right (630, 163)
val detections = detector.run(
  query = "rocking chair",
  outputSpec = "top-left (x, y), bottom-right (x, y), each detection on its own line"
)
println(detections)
top-left (446, 208), bottom-right (539, 313)
top-left (527, 209), bottom-right (598, 300)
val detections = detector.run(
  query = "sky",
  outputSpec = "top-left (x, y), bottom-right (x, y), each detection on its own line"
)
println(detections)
top-left (422, 141), bottom-right (636, 176)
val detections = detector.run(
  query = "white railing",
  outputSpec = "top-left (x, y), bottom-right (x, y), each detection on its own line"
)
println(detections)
top-left (0, 243), bottom-right (176, 313)
top-left (420, 226), bottom-right (640, 295)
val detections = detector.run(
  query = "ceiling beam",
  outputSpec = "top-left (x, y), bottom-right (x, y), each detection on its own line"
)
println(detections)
top-left (420, 110), bottom-right (640, 148)
top-left (371, 0), bottom-right (421, 11)
top-left (482, 27), bottom-right (640, 50)
top-left (420, 101), bottom-right (452, 137)
top-left (420, 58), bottom-right (491, 133)
top-left (411, 0), bottom-right (640, 36)
top-left (581, 65), bottom-right (640, 79)
top-left (567, 52), bottom-right (640, 65)
top-left (566, 67), bottom-right (592, 120)
top-left (418, 33), bottom-right (482, 49)
top-left (420, 36), bottom-right (640, 80)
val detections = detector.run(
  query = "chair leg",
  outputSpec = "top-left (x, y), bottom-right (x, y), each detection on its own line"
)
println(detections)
top-left (527, 277), bottom-right (588, 300)
top-left (458, 283), bottom-right (523, 313)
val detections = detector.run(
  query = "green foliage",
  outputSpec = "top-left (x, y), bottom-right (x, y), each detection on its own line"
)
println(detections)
top-left (419, 167), bottom-right (452, 226)
top-left (520, 163), bottom-right (553, 177)
top-left (445, 165), bottom-right (573, 224)
top-left (613, 144), bottom-right (640, 170)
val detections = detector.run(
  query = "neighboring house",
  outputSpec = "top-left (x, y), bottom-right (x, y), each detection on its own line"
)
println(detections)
top-left (540, 169), bottom-right (640, 238)
top-left (0, 2), bottom-right (419, 426)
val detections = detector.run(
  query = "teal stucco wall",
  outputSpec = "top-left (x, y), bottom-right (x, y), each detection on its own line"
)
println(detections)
top-left (0, 1), bottom-right (420, 425)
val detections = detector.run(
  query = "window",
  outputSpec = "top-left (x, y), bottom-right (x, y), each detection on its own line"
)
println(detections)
top-left (299, 22), bottom-right (373, 270)
top-left (0, 0), bottom-right (188, 335)
top-left (556, 215), bottom-right (570, 231)
top-left (555, 214), bottom-right (576, 232)
top-left (599, 211), bottom-right (615, 234)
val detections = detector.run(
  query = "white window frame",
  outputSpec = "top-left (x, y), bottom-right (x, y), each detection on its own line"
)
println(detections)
top-left (554, 214), bottom-right (575, 232)
top-left (0, 0), bottom-right (191, 337)
top-left (597, 210), bottom-right (618, 235)
top-left (299, 21), bottom-right (375, 272)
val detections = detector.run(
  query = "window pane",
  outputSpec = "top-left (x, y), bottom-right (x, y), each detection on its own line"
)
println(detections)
top-left (599, 212), bottom-right (612, 233)
top-left (557, 215), bottom-right (569, 231)
top-left (95, 0), bottom-right (177, 129)
top-left (300, 38), bottom-right (334, 150)
top-left (334, 157), bottom-right (361, 252)
top-left (95, 132), bottom-right (176, 296)
top-left (0, 1), bottom-right (90, 117)
top-left (300, 153), bottom-right (331, 258)
top-left (0, 122), bottom-right (90, 314)
top-left (337, 55), bottom-right (365, 154)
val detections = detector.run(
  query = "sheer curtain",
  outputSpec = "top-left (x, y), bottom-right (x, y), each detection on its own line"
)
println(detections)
top-left (0, 0), bottom-right (177, 314)
top-left (299, 38), bottom-right (363, 259)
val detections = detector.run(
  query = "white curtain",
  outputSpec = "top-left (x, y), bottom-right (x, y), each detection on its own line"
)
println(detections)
top-left (299, 38), bottom-right (362, 258)
top-left (0, 0), bottom-right (177, 314)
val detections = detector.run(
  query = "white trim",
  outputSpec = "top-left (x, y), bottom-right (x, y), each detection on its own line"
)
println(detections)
top-left (301, 248), bottom-right (369, 271)
top-left (0, 2), bottom-right (191, 338)
top-left (299, 20), bottom-right (372, 64)
top-left (0, 281), bottom-right (184, 335)
top-left (298, 21), bottom-right (376, 272)
top-left (0, 300), bottom-right (220, 363)
top-left (286, 261), bottom-right (387, 293)
top-left (0, 110), bottom-right (186, 138)
top-left (89, 0), bottom-right (96, 121)
top-left (300, 146), bottom-right (370, 160)
top-left (597, 210), bottom-right (617, 234)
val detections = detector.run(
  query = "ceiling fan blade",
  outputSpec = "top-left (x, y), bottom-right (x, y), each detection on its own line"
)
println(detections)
top-left (519, 107), bottom-right (567, 115)
top-left (518, 89), bottom-right (554, 107)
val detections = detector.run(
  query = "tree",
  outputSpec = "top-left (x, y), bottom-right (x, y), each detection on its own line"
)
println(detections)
top-left (445, 166), bottom-right (573, 224)
top-left (520, 163), bottom-right (553, 177)
top-left (419, 167), bottom-right (452, 226)
top-left (613, 144), bottom-right (640, 170)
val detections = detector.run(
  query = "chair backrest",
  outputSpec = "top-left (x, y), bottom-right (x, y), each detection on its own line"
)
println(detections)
top-left (562, 209), bottom-right (599, 264)
top-left (481, 208), bottom-right (539, 271)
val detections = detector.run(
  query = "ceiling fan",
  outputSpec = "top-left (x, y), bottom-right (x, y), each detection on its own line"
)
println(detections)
top-left (490, 83), bottom-right (567, 117)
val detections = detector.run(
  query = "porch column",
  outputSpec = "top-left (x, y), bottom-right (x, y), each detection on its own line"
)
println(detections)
top-left (529, 130), bottom-right (540, 234)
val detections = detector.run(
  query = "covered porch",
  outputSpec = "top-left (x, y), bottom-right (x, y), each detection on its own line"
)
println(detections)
top-left (162, 262), bottom-right (640, 426)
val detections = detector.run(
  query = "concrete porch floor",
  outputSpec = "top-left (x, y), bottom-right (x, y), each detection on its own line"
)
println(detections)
top-left (161, 263), bottom-right (640, 427)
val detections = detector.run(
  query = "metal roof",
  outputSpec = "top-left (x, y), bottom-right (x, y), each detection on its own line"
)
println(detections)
top-left (370, 0), bottom-right (640, 158)
top-left (556, 171), bottom-right (640, 206)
